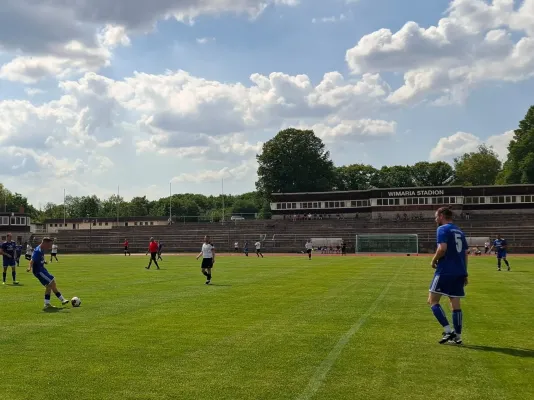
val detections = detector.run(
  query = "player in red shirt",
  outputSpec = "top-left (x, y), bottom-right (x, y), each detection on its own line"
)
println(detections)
top-left (145, 237), bottom-right (160, 270)
top-left (123, 239), bottom-right (131, 256)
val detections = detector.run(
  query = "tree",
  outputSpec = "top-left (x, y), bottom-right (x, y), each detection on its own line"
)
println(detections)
top-left (375, 165), bottom-right (414, 188)
top-left (499, 106), bottom-right (534, 184)
top-left (411, 161), bottom-right (454, 187)
top-left (128, 196), bottom-right (150, 217)
top-left (335, 164), bottom-right (379, 191)
top-left (256, 128), bottom-right (335, 196)
top-left (454, 144), bottom-right (501, 186)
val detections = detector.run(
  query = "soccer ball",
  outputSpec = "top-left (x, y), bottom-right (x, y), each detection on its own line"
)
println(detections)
top-left (71, 297), bottom-right (81, 307)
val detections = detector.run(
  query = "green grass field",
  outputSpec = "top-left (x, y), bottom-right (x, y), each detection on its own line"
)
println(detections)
top-left (2, 254), bottom-right (533, 400)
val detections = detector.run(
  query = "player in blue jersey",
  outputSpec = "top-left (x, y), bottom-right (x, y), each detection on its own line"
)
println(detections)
top-left (15, 243), bottom-right (22, 266)
top-left (489, 235), bottom-right (510, 271)
top-left (429, 207), bottom-right (468, 345)
top-left (26, 237), bottom-right (69, 309)
top-left (1, 233), bottom-right (19, 285)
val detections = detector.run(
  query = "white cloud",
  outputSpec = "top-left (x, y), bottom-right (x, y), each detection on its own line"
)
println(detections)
top-left (25, 88), bottom-right (45, 97)
top-left (196, 37), bottom-right (215, 44)
top-left (171, 160), bottom-right (257, 183)
top-left (345, 0), bottom-right (534, 104)
top-left (312, 14), bottom-right (347, 23)
top-left (430, 130), bottom-right (514, 161)
top-left (98, 25), bottom-right (131, 48)
top-left (294, 117), bottom-right (396, 143)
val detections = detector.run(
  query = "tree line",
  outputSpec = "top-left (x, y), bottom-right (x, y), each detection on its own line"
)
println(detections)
top-left (1, 106), bottom-right (533, 223)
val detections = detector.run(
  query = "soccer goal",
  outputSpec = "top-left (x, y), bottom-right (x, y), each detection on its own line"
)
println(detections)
top-left (355, 234), bottom-right (419, 254)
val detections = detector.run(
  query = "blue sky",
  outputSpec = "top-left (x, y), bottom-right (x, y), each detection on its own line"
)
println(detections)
top-left (0, 0), bottom-right (533, 206)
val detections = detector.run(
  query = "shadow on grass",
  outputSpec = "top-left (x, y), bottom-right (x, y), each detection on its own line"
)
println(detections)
top-left (5, 283), bottom-right (25, 287)
top-left (208, 284), bottom-right (232, 287)
top-left (463, 345), bottom-right (534, 358)
top-left (42, 307), bottom-right (69, 313)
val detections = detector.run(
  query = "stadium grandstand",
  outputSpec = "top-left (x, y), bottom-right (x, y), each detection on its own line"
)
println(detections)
top-left (0, 212), bottom-right (32, 244)
top-left (28, 184), bottom-right (534, 255)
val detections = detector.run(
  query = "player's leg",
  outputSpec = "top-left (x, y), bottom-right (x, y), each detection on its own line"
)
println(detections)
top-left (153, 253), bottom-right (160, 269)
top-left (146, 254), bottom-right (153, 269)
top-left (428, 277), bottom-right (455, 343)
top-left (44, 285), bottom-right (53, 308)
top-left (11, 265), bottom-right (18, 284)
top-left (449, 297), bottom-right (463, 344)
top-left (48, 280), bottom-right (69, 305)
top-left (503, 255), bottom-right (510, 271)
top-left (497, 255), bottom-right (502, 271)
top-left (2, 265), bottom-right (7, 284)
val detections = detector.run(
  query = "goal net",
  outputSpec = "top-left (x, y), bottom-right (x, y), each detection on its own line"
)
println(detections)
top-left (355, 234), bottom-right (419, 254)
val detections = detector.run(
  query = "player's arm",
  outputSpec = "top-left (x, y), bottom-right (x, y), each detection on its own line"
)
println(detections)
top-left (0, 247), bottom-right (12, 258)
top-left (196, 251), bottom-right (203, 260)
top-left (212, 248), bottom-right (216, 264)
top-left (431, 243), bottom-right (447, 268)
top-left (464, 251), bottom-right (469, 285)
top-left (431, 227), bottom-right (447, 268)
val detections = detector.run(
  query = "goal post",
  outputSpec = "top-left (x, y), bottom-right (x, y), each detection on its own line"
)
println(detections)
top-left (355, 234), bottom-right (419, 254)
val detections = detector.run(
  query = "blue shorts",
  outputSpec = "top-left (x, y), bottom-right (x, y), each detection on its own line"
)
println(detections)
top-left (33, 268), bottom-right (55, 286)
top-left (429, 274), bottom-right (465, 298)
top-left (497, 250), bottom-right (507, 259)
top-left (3, 258), bottom-right (16, 267)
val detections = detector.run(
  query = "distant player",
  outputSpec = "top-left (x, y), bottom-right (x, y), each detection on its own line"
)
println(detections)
top-left (484, 241), bottom-right (490, 254)
top-left (1, 233), bottom-right (19, 285)
top-left (157, 240), bottom-right (163, 261)
top-left (244, 241), bottom-right (249, 257)
top-left (25, 243), bottom-right (33, 261)
top-left (305, 240), bottom-right (313, 260)
top-left (341, 241), bottom-right (347, 256)
top-left (26, 237), bottom-right (69, 309)
top-left (255, 240), bottom-right (264, 258)
top-left (50, 241), bottom-right (59, 263)
top-left (196, 236), bottom-right (215, 285)
top-left (15, 242), bottom-right (22, 266)
top-left (124, 239), bottom-right (131, 256)
top-left (234, 241), bottom-right (239, 253)
top-left (145, 237), bottom-right (160, 270)
top-left (489, 235), bottom-right (510, 271)
top-left (429, 207), bottom-right (468, 345)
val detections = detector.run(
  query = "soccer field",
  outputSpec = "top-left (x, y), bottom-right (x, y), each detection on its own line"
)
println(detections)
top-left (2, 254), bottom-right (533, 400)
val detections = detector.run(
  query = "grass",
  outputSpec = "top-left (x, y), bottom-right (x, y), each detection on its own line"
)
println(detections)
top-left (1, 253), bottom-right (533, 400)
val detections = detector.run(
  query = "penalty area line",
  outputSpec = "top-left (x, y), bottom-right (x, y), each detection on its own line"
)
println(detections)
top-left (296, 261), bottom-right (405, 400)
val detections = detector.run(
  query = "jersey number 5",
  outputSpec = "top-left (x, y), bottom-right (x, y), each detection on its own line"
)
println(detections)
top-left (454, 233), bottom-right (463, 253)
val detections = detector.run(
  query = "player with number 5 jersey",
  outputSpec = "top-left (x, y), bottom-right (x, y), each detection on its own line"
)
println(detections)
top-left (428, 207), bottom-right (468, 345)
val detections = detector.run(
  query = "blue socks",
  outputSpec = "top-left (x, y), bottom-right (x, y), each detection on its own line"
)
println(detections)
top-left (2, 272), bottom-right (6, 283)
top-left (55, 292), bottom-right (62, 299)
top-left (431, 304), bottom-right (450, 328)
top-left (12, 271), bottom-right (16, 282)
top-left (453, 310), bottom-right (463, 335)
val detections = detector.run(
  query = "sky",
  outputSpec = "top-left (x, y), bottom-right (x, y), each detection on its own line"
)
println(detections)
top-left (1, 0), bottom-right (533, 207)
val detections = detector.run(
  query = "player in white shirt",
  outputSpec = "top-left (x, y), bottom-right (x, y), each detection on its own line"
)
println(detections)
top-left (234, 241), bottom-right (239, 253)
top-left (255, 241), bottom-right (264, 258)
top-left (305, 240), bottom-right (313, 260)
top-left (196, 236), bottom-right (215, 285)
top-left (50, 242), bottom-right (59, 263)
top-left (484, 241), bottom-right (490, 254)
top-left (25, 243), bottom-right (33, 261)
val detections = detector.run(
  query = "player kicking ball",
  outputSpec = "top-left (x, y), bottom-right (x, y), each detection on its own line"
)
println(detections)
top-left (428, 207), bottom-right (468, 345)
top-left (27, 237), bottom-right (69, 309)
